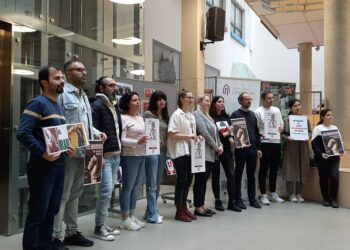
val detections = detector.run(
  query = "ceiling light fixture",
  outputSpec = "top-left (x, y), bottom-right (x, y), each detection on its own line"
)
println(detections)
top-left (13, 69), bottom-right (35, 76)
top-left (13, 25), bottom-right (36, 33)
top-left (129, 69), bottom-right (145, 76)
top-left (112, 37), bottom-right (142, 45)
top-left (110, 0), bottom-right (145, 4)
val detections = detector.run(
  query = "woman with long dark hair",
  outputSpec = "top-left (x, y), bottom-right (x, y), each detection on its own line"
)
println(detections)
top-left (312, 108), bottom-right (343, 208)
top-left (281, 99), bottom-right (311, 203)
top-left (119, 92), bottom-right (148, 230)
top-left (209, 96), bottom-right (241, 212)
top-left (143, 91), bottom-right (169, 224)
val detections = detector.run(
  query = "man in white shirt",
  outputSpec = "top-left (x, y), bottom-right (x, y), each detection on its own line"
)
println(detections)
top-left (255, 91), bottom-right (284, 205)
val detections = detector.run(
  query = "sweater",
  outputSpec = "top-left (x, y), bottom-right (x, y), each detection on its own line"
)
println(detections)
top-left (121, 114), bottom-right (146, 156)
top-left (142, 110), bottom-right (168, 153)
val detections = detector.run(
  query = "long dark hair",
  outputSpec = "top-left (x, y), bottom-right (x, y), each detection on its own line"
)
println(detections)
top-left (317, 108), bottom-right (332, 125)
top-left (288, 98), bottom-right (301, 115)
top-left (148, 90), bottom-right (169, 124)
top-left (209, 95), bottom-right (229, 118)
top-left (119, 91), bottom-right (139, 114)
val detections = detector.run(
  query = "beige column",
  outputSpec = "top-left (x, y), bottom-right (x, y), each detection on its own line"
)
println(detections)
top-left (325, 0), bottom-right (350, 167)
top-left (181, 0), bottom-right (205, 96)
top-left (298, 42), bottom-right (312, 115)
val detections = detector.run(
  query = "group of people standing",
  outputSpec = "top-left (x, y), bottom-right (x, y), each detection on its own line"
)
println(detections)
top-left (17, 61), bottom-right (342, 250)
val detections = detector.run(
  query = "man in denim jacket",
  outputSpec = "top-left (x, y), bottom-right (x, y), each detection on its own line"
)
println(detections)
top-left (52, 60), bottom-right (107, 250)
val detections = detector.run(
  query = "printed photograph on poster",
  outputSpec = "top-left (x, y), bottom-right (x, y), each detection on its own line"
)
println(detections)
top-left (191, 140), bottom-right (206, 173)
top-left (141, 100), bottom-right (149, 115)
top-left (145, 118), bottom-right (160, 155)
top-left (231, 118), bottom-right (250, 148)
top-left (216, 120), bottom-right (231, 135)
top-left (67, 123), bottom-right (89, 149)
top-left (289, 115), bottom-right (309, 141)
top-left (84, 140), bottom-right (103, 185)
top-left (144, 88), bottom-right (156, 99)
top-left (165, 159), bottom-right (176, 175)
top-left (43, 125), bottom-right (69, 155)
top-left (264, 111), bottom-right (280, 140)
top-left (321, 130), bottom-right (345, 157)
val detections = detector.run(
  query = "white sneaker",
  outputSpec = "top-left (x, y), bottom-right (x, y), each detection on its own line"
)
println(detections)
top-left (119, 218), bottom-right (141, 231)
top-left (259, 194), bottom-right (270, 205)
top-left (159, 214), bottom-right (164, 220)
top-left (270, 192), bottom-right (284, 203)
top-left (104, 225), bottom-right (120, 235)
top-left (289, 194), bottom-right (298, 203)
top-left (296, 194), bottom-right (305, 203)
top-left (156, 217), bottom-right (163, 224)
top-left (131, 215), bottom-right (146, 228)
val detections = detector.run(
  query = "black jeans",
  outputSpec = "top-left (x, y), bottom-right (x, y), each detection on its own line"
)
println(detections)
top-left (193, 161), bottom-right (213, 207)
top-left (259, 143), bottom-right (281, 194)
top-left (317, 156), bottom-right (340, 202)
top-left (234, 147), bottom-right (258, 202)
top-left (212, 152), bottom-right (235, 203)
top-left (23, 162), bottom-right (64, 250)
top-left (173, 155), bottom-right (193, 206)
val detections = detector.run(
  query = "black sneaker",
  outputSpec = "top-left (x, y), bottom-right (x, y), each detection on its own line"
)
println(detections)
top-left (227, 202), bottom-right (242, 212)
top-left (52, 238), bottom-right (70, 250)
top-left (249, 199), bottom-right (262, 209)
top-left (322, 200), bottom-right (331, 207)
top-left (63, 232), bottom-right (94, 247)
top-left (236, 200), bottom-right (247, 210)
top-left (215, 200), bottom-right (225, 211)
top-left (331, 201), bottom-right (339, 208)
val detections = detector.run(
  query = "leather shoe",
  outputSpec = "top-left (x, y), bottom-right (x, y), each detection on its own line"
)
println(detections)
top-left (236, 200), bottom-right (247, 210)
top-left (331, 201), bottom-right (339, 208)
top-left (194, 210), bottom-right (212, 217)
top-left (215, 200), bottom-right (225, 211)
top-left (205, 208), bottom-right (216, 215)
top-left (322, 200), bottom-right (331, 207)
top-left (227, 203), bottom-right (242, 212)
top-left (63, 232), bottom-right (94, 247)
top-left (52, 238), bottom-right (70, 250)
top-left (249, 199), bottom-right (262, 209)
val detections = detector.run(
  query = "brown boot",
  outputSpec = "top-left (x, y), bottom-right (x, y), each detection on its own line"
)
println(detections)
top-left (175, 206), bottom-right (191, 222)
top-left (182, 205), bottom-right (197, 220)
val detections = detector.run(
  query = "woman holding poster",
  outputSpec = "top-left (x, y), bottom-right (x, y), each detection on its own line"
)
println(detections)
top-left (193, 95), bottom-right (223, 217)
top-left (143, 91), bottom-right (169, 224)
top-left (312, 109), bottom-right (343, 208)
top-left (281, 99), bottom-right (311, 203)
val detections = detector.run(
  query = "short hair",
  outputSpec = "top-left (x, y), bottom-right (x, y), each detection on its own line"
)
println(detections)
top-left (119, 91), bottom-right (139, 114)
top-left (148, 90), bottom-right (169, 123)
top-left (38, 65), bottom-right (61, 90)
top-left (177, 89), bottom-right (191, 108)
top-left (261, 90), bottom-right (272, 100)
top-left (63, 59), bottom-right (81, 73)
top-left (237, 92), bottom-right (249, 104)
top-left (95, 76), bottom-right (109, 94)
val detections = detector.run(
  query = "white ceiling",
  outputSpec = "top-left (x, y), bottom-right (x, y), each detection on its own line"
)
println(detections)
top-left (246, 0), bottom-right (324, 49)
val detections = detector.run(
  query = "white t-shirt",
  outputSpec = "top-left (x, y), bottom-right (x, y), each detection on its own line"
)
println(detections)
top-left (311, 124), bottom-right (339, 140)
top-left (255, 106), bottom-right (284, 143)
top-left (167, 108), bottom-right (196, 159)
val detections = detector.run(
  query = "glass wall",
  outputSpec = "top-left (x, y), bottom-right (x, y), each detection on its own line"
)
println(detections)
top-left (0, 0), bottom-right (144, 234)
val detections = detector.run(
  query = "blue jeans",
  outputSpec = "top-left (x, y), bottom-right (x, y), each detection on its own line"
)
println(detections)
top-left (23, 161), bottom-right (64, 250)
top-left (120, 156), bottom-right (145, 214)
top-left (95, 155), bottom-right (120, 226)
top-left (144, 153), bottom-right (167, 222)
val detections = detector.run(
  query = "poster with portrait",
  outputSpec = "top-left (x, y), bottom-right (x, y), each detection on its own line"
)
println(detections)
top-left (165, 159), bottom-right (176, 175)
top-left (321, 130), bottom-right (345, 157)
top-left (289, 115), bottom-right (309, 141)
top-left (231, 118), bottom-right (250, 148)
top-left (145, 118), bottom-right (160, 155)
top-left (141, 100), bottom-right (149, 115)
top-left (43, 125), bottom-right (69, 155)
top-left (215, 120), bottom-right (231, 135)
top-left (264, 111), bottom-right (280, 140)
top-left (84, 140), bottom-right (103, 185)
top-left (191, 140), bottom-right (205, 173)
top-left (67, 123), bottom-right (89, 149)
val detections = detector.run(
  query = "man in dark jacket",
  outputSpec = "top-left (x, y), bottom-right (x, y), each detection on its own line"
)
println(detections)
top-left (90, 76), bottom-right (122, 241)
top-left (231, 92), bottom-right (262, 210)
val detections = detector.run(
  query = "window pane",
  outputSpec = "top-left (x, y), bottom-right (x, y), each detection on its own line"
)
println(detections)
top-left (236, 8), bottom-right (242, 29)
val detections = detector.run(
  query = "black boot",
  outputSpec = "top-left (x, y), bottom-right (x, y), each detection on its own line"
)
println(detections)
top-left (215, 200), bottom-right (225, 211)
top-left (227, 201), bottom-right (242, 212)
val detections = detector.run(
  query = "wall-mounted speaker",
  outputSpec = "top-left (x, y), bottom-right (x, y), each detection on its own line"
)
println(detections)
top-left (206, 7), bottom-right (225, 42)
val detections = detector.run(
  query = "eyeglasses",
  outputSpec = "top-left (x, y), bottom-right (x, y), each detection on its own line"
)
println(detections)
top-left (69, 68), bottom-right (87, 73)
top-left (242, 98), bottom-right (253, 101)
top-left (184, 96), bottom-right (194, 100)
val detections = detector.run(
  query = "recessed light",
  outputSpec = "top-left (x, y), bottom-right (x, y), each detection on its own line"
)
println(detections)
top-left (110, 0), bottom-right (145, 4)
top-left (13, 25), bottom-right (36, 33)
top-left (129, 69), bottom-right (145, 76)
top-left (112, 37), bottom-right (142, 45)
top-left (13, 69), bottom-right (35, 76)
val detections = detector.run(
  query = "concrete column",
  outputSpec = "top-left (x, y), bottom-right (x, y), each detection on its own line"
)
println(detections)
top-left (298, 42), bottom-right (312, 115)
top-left (181, 0), bottom-right (205, 96)
top-left (325, 0), bottom-right (350, 167)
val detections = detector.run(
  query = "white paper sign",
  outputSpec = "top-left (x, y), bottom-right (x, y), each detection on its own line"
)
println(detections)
top-left (264, 111), bottom-right (280, 140)
top-left (289, 115), bottom-right (309, 141)
top-left (191, 140), bottom-right (206, 173)
top-left (145, 118), bottom-right (160, 155)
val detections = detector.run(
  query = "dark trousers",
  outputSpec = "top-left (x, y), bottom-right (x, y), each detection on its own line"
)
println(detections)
top-left (259, 143), bottom-right (281, 194)
top-left (173, 155), bottom-right (193, 206)
top-left (212, 152), bottom-right (235, 202)
top-left (317, 156), bottom-right (340, 202)
top-left (193, 161), bottom-right (214, 207)
top-left (234, 147), bottom-right (258, 202)
top-left (23, 162), bottom-right (64, 250)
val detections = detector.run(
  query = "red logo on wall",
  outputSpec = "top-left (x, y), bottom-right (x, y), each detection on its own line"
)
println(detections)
top-left (223, 84), bottom-right (230, 95)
